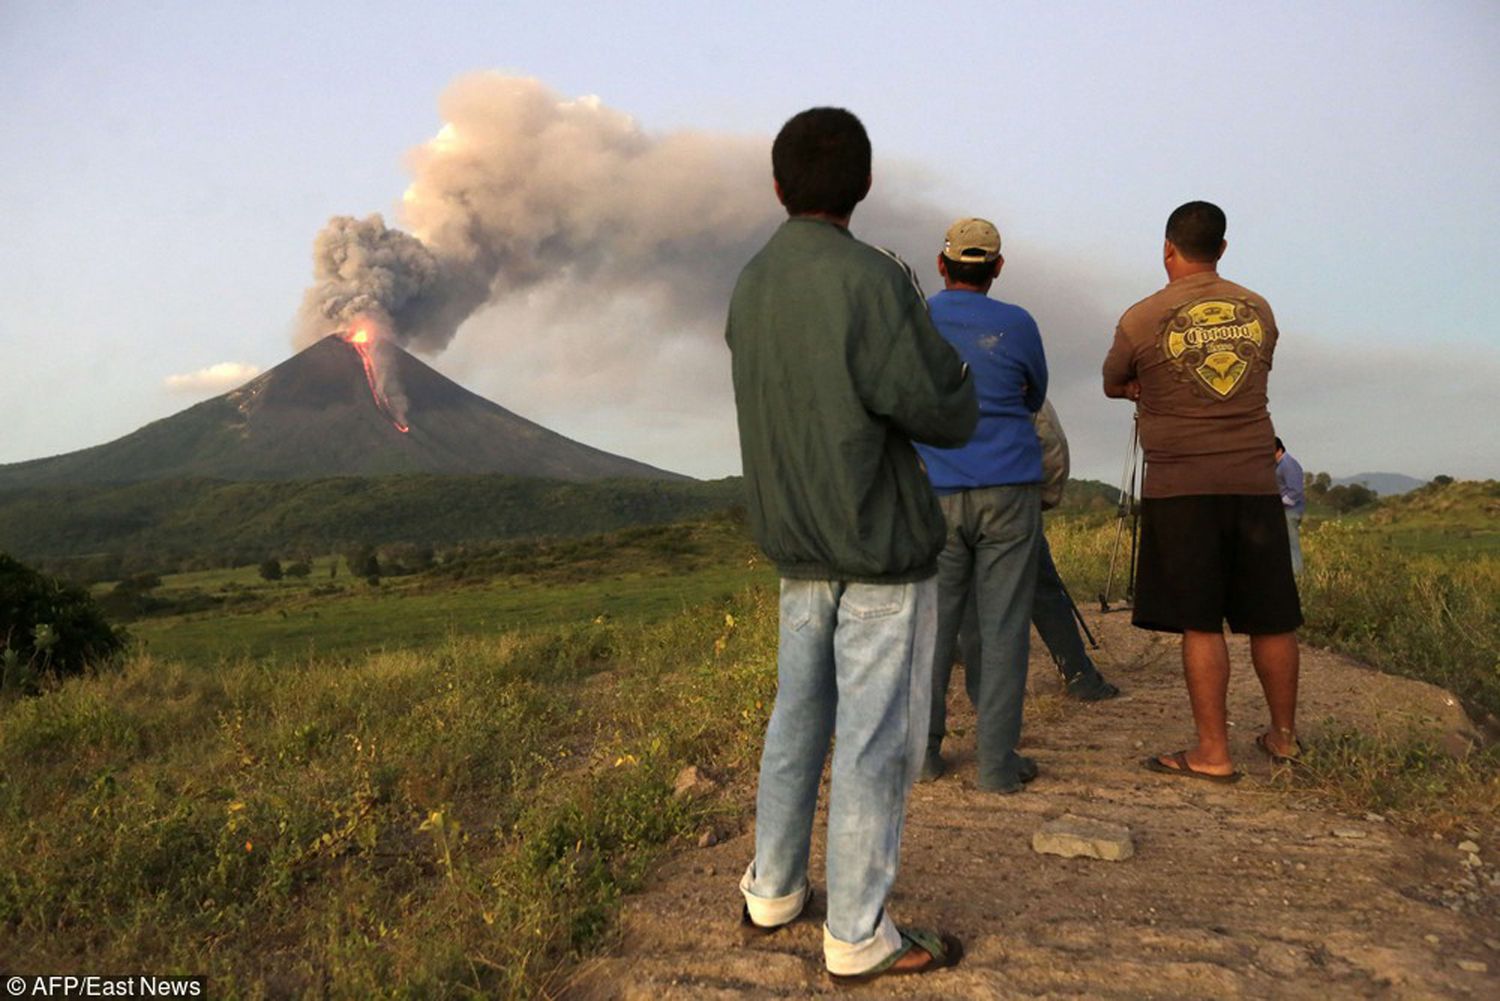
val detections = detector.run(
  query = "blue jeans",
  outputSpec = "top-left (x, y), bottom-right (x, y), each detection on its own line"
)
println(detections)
top-left (742, 577), bottom-right (936, 973)
top-left (930, 485), bottom-right (1041, 787)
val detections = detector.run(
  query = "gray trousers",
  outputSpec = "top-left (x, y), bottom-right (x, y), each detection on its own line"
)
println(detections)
top-left (929, 484), bottom-right (1041, 787)
top-left (961, 532), bottom-right (1098, 683)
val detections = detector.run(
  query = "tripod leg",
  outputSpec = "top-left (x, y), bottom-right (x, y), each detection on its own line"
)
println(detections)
top-left (1100, 512), bottom-right (1126, 612)
top-left (1064, 583), bottom-right (1100, 649)
top-left (1100, 421), bottom-right (1139, 612)
top-left (1123, 424), bottom-right (1141, 606)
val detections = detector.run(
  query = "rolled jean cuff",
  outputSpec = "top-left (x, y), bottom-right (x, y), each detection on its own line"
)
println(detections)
top-left (739, 862), bottom-right (809, 928)
top-left (823, 909), bottom-right (902, 975)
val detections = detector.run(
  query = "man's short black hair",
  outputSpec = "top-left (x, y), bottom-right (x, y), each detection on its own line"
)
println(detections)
top-left (1165, 201), bottom-right (1227, 262)
top-left (941, 255), bottom-right (997, 288)
top-left (1275, 436), bottom-right (1286, 452)
top-left (772, 107), bottom-right (871, 218)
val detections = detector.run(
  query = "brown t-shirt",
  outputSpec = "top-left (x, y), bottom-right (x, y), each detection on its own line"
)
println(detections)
top-left (1103, 271), bottom-right (1279, 498)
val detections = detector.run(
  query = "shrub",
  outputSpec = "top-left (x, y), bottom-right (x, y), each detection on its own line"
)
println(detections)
top-left (344, 545), bottom-right (380, 582)
top-left (0, 552), bottom-right (127, 688)
top-left (97, 573), bottom-right (168, 622)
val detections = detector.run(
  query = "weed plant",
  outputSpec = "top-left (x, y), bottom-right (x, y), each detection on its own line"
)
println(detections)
top-left (1282, 723), bottom-right (1500, 835)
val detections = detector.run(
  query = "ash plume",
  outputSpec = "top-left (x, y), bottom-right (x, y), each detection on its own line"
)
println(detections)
top-left (295, 74), bottom-right (803, 354)
top-left (295, 215), bottom-right (459, 346)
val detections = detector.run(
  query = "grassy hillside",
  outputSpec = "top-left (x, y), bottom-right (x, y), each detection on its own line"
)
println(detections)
top-left (2, 501), bottom-right (1495, 997)
top-left (2, 594), bottom-right (781, 997)
top-left (1, 472), bottom-right (1115, 584)
top-left (0, 474), bottom-right (746, 577)
top-left (1054, 477), bottom-right (1120, 516)
top-left (1357, 478), bottom-right (1500, 551)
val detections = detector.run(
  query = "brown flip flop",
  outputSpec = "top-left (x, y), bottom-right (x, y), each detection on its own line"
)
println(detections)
top-left (1142, 750), bottom-right (1241, 784)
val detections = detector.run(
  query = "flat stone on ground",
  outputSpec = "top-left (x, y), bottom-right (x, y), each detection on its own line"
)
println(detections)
top-left (1033, 813), bottom-right (1135, 861)
top-left (672, 765), bottom-right (718, 800)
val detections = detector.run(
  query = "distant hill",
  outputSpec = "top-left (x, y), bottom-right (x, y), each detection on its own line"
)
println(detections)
top-left (1055, 478), bottom-right (1120, 516)
top-left (1334, 472), bottom-right (1425, 496)
top-left (1367, 478), bottom-right (1499, 532)
top-left (0, 335), bottom-right (683, 488)
top-left (0, 474), bottom-right (746, 579)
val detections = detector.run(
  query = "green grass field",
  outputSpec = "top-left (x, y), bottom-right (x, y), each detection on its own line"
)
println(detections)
top-left (125, 517), bottom-right (773, 664)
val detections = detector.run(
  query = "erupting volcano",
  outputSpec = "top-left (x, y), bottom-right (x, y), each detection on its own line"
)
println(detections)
top-left (0, 336), bottom-right (685, 488)
top-left (342, 323), bottom-right (409, 433)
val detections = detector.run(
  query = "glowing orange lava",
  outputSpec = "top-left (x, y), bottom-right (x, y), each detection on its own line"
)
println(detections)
top-left (342, 327), bottom-right (409, 433)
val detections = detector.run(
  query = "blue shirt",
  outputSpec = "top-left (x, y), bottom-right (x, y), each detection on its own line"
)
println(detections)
top-left (915, 289), bottom-right (1047, 491)
top-left (1277, 452), bottom-right (1306, 515)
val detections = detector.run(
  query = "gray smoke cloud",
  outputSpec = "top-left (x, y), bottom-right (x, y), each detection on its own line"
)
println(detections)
top-left (295, 73), bottom-right (784, 352)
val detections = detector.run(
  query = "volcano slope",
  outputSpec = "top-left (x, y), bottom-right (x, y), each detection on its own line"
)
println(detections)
top-left (569, 610), bottom-right (1499, 999)
top-left (0, 335), bottom-right (682, 487)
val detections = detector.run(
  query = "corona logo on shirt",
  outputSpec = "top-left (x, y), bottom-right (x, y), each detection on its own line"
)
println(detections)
top-left (1160, 298), bottom-right (1266, 399)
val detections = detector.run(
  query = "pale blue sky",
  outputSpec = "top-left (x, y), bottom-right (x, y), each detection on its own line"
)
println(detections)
top-left (2, 1), bottom-right (1496, 483)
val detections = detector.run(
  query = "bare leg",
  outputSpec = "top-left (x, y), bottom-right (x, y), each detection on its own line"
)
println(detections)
top-left (1250, 631), bottom-right (1300, 755)
top-left (1166, 629), bottom-right (1236, 775)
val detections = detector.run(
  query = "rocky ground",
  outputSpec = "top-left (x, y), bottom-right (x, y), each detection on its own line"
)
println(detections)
top-left (568, 610), bottom-right (1498, 999)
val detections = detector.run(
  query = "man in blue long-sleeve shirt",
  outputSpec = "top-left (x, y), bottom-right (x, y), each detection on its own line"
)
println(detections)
top-left (915, 218), bottom-right (1048, 793)
top-left (1275, 437), bottom-right (1305, 575)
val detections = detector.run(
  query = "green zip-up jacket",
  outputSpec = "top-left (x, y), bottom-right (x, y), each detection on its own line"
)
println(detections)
top-left (727, 218), bottom-right (978, 583)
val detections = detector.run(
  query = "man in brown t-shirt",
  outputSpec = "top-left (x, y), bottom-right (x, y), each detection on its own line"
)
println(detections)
top-left (1102, 201), bottom-right (1303, 781)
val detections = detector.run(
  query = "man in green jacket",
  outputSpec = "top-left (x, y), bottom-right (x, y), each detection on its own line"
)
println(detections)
top-left (727, 106), bottom-right (976, 982)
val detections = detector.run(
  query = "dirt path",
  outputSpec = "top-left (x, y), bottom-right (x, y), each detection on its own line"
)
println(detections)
top-left (569, 610), bottom-right (1499, 999)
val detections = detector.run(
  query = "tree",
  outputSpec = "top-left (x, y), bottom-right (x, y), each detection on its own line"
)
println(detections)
top-left (118, 572), bottom-right (162, 594)
top-left (1325, 482), bottom-right (1377, 513)
top-left (98, 571), bottom-right (165, 620)
top-left (1432, 474), bottom-right (1454, 487)
top-left (258, 558), bottom-right (283, 581)
top-left (284, 560), bottom-right (312, 579)
top-left (344, 545), bottom-right (380, 584)
top-left (1, 553), bottom-right (127, 692)
top-left (378, 542), bottom-right (435, 576)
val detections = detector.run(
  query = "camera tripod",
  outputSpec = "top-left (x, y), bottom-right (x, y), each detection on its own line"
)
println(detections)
top-left (1099, 419), bottom-right (1142, 613)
